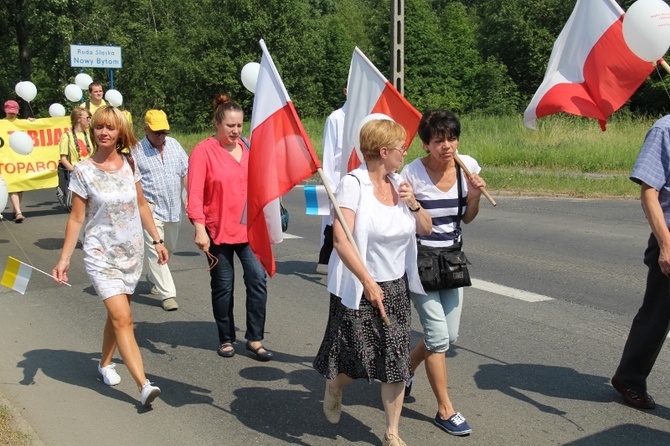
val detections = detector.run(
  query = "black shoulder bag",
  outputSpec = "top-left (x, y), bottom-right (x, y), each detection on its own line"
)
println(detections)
top-left (416, 164), bottom-right (472, 291)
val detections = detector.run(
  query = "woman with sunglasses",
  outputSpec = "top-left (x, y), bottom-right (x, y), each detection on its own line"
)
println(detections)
top-left (187, 94), bottom-right (272, 361)
top-left (52, 106), bottom-right (167, 408)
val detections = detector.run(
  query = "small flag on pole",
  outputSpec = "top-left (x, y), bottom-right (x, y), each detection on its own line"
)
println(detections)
top-left (1, 256), bottom-right (33, 294)
top-left (304, 185), bottom-right (330, 216)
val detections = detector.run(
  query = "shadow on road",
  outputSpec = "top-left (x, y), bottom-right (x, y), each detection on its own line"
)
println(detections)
top-left (474, 362), bottom-right (670, 426)
top-left (16, 348), bottom-right (219, 410)
top-left (229, 366), bottom-right (429, 445)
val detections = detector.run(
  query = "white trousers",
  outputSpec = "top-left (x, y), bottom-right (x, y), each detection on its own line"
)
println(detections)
top-left (143, 217), bottom-right (181, 299)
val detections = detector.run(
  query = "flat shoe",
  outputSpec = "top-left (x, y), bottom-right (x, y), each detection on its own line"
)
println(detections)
top-left (217, 342), bottom-right (235, 358)
top-left (245, 341), bottom-right (273, 361)
top-left (323, 381), bottom-right (342, 424)
top-left (14, 212), bottom-right (24, 223)
top-left (611, 376), bottom-right (655, 410)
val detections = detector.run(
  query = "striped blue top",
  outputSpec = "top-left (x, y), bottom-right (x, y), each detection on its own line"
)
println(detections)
top-left (401, 155), bottom-right (481, 247)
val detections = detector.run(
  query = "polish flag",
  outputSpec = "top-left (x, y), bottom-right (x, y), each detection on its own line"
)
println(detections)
top-left (248, 39), bottom-right (321, 276)
top-left (341, 47), bottom-right (422, 176)
top-left (524, 0), bottom-right (655, 131)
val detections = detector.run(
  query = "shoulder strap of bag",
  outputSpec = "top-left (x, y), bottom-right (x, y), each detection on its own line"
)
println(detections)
top-left (240, 135), bottom-right (251, 150)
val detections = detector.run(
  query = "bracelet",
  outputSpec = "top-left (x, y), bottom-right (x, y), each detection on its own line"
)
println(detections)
top-left (152, 239), bottom-right (164, 245)
top-left (409, 203), bottom-right (421, 212)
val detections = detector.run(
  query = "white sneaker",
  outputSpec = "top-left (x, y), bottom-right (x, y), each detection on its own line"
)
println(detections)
top-left (141, 379), bottom-right (161, 407)
top-left (98, 362), bottom-right (121, 386)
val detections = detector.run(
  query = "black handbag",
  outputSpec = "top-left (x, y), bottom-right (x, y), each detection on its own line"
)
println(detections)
top-left (416, 164), bottom-right (471, 291)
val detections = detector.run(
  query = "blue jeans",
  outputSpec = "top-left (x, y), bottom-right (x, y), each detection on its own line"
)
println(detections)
top-left (208, 242), bottom-right (268, 344)
top-left (410, 287), bottom-right (463, 353)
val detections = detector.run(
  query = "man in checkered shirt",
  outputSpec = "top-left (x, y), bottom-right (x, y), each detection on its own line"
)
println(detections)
top-left (132, 110), bottom-right (189, 311)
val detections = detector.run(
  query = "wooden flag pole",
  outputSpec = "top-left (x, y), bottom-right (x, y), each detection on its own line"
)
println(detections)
top-left (659, 59), bottom-right (670, 75)
top-left (316, 167), bottom-right (391, 326)
top-left (453, 153), bottom-right (497, 207)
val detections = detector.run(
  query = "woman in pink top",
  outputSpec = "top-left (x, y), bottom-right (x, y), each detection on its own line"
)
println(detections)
top-left (187, 94), bottom-right (272, 361)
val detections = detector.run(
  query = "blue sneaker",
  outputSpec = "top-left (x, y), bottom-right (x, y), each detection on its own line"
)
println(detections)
top-left (404, 374), bottom-right (414, 400)
top-left (434, 412), bottom-right (472, 436)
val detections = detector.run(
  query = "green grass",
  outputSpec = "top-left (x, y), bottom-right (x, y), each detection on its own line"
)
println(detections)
top-left (0, 406), bottom-right (30, 446)
top-left (171, 113), bottom-right (659, 199)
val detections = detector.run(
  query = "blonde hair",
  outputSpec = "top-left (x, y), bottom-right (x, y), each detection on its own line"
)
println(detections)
top-left (90, 105), bottom-right (138, 155)
top-left (70, 107), bottom-right (91, 127)
top-left (359, 119), bottom-right (406, 162)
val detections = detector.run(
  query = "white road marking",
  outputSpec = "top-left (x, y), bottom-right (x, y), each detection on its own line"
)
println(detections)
top-left (281, 233), bottom-right (302, 239)
top-left (471, 278), bottom-right (554, 302)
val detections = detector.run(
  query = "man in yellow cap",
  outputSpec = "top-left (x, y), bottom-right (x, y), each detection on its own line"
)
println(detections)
top-left (132, 110), bottom-right (189, 311)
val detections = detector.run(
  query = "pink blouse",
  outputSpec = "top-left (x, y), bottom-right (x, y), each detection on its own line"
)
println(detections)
top-left (187, 137), bottom-right (249, 245)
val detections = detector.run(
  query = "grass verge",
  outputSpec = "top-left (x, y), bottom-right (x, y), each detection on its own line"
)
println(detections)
top-left (0, 405), bottom-right (31, 446)
top-left (171, 113), bottom-right (658, 200)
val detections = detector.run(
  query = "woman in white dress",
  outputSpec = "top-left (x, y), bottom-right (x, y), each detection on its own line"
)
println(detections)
top-left (53, 106), bottom-right (168, 408)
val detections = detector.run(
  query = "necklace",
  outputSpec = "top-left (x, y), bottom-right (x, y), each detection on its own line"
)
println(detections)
top-left (373, 179), bottom-right (389, 201)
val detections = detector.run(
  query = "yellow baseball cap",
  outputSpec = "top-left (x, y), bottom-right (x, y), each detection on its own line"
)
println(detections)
top-left (144, 109), bottom-right (170, 131)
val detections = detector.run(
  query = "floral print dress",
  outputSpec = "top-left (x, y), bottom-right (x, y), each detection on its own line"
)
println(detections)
top-left (69, 157), bottom-right (143, 299)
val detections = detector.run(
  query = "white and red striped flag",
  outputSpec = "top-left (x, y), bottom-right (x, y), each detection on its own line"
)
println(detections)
top-left (341, 47), bottom-right (422, 176)
top-left (524, 0), bottom-right (655, 131)
top-left (248, 39), bottom-right (321, 276)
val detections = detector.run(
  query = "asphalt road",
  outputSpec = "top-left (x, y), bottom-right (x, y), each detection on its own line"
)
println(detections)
top-left (0, 188), bottom-right (669, 445)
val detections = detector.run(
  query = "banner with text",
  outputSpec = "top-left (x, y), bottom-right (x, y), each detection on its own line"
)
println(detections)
top-left (0, 117), bottom-right (69, 192)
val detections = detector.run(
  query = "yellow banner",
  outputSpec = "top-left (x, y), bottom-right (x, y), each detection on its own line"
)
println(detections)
top-left (0, 117), bottom-right (70, 193)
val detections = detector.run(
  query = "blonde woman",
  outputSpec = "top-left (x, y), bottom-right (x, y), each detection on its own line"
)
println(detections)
top-left (313, 118), bottom-right (432, 446)
top-left (53, 106), bottom-right (167, 407)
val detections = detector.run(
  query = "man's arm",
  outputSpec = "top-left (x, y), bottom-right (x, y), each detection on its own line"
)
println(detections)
top-left (641, 183), bottom-right (670, 274)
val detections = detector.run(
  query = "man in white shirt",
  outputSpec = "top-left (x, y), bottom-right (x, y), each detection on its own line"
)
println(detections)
top-left (317, 88), bottom-right (347, 273)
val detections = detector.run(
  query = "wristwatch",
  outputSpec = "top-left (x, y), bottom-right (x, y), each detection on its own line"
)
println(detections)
top-left (152, 239), bottom-right (164, 245)
top-left (409, 203), bottom-right (421, 212)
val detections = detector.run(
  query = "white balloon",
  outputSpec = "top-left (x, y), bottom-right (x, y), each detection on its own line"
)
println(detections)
top-left (8, 131), bottom-right (34, 156)
top-left (241, 62), bottom-right (261, 93)
top-left (14, 81), bottom-right (25, 97)
top-left (105, 89), bottom-right (123, 107)
top-left (17, 81), bottom-right (37, 102)
top-left (353, 113), bottom-right (395, 162)
top-left (0, 176), bottom-right (8, 213)
top-left (64, 84), bottom-right (83, 102)
top-left (48, 103), bottom-right (66, 117)
top-left (623, 0), bottom-right (670, 62)
top-left (74, 73), bottom-right (93, 90)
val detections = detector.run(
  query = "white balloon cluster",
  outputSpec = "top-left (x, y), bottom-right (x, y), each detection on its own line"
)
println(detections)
top-left (14, 81), bottom-right (37, 102)
top-left (623, 0), bottom-right (670, 63)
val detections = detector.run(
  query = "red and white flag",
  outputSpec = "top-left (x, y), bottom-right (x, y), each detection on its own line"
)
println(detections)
top-left (248, 39), bottom-right (321, 276)
top-left (341, 47), bottom-right (422, 176)
top-left (524, 0), bottom-right (655, 131)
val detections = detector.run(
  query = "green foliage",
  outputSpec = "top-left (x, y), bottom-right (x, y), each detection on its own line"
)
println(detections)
top-left (2, 0), bottom-right (670, 131)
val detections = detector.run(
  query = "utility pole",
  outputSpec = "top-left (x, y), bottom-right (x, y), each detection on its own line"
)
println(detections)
top-left (390, 0), bottom-right (405, 95)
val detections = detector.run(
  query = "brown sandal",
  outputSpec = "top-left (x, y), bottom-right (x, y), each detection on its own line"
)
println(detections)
top-left (14, 212), bottom-right (24, 223)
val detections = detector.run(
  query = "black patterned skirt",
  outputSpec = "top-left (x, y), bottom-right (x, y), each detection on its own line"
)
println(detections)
top-left (313, 275), bottom-right (411, 384)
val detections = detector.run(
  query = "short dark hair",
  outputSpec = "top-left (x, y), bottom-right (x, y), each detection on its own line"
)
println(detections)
top-left (417, 109), bottom-right (461, 146)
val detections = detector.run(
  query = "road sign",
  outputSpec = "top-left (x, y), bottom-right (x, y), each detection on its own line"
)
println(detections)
top-left (70, 44), bottom-right (122, 69)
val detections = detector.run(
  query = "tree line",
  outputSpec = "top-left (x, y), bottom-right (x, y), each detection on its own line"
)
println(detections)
top-left (1, 0), bottom-right (667, 132)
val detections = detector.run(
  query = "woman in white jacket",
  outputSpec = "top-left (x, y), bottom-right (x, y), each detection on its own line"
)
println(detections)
top-left (313, 118), bottom-right (432, 446)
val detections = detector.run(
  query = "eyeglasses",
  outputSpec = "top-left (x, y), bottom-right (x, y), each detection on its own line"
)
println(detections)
top-left (81, 116), bottom-right (91, 120)
top-left (205, 251), bottom-right (219, 271)
top-left (387, 145), bottom-right (408, 156)
top-left (152, 130), bottom-right (169, 136)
